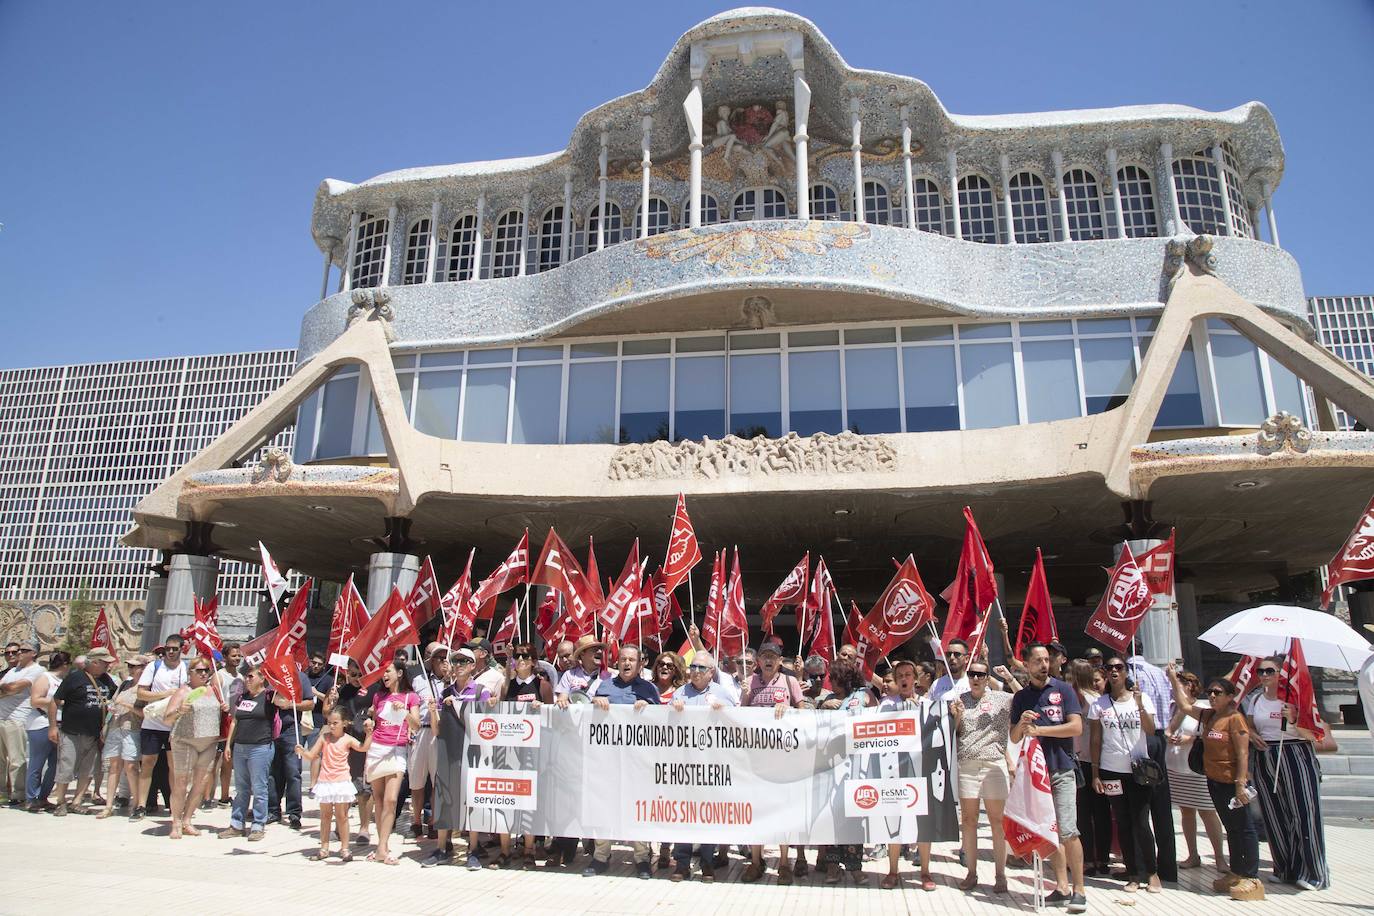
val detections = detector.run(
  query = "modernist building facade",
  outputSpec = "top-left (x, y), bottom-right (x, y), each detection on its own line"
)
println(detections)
top-left (123, 9), bottom-right (1374, 657)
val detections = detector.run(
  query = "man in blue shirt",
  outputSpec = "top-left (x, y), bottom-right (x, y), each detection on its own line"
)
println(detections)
top-left (584, 645), bottom-right (659, 878)
top-left (1011, 643), bottom-right (1086, 913)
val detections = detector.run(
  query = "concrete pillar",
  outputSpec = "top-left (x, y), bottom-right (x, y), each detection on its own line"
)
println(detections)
top-left (793, 72), bottom-right (811, 220)
top-left (1051, 149), bottom-right (1070, 241)
top-left (1106, 148), bottom-right (1126, 239)
top-left (684, 78), bottom-right (704, 229)
top-left (425, 199), bottom-right (441, 283)
top-left (947, 149), bottom-right (962, 240)
top-left (1262, 180), bottom-right (1280, 246)
top-left (319, 242), bottom-right (335, 301)
top-left (1210, 144), bottom-right (1235, 237)
top-left (342, 210), bottom-right (360, 290)
top-left (597, 129), bottom-right (609, 251)
top-left (1159, 142), bottom-right (1182, 236)
top-left (561, 173), bottom-right (573, 264)
top-left (900, 106), bottom-right (915, 230)
top-left (473, 191), bottom-right (486, 280)
top-left (160, 554), bottom-right (218, 646)
top-left (1120, 539), bottom-right (1182, 665)
top-left (850, 98), bottom-right (864, 223)
top-left (139, 573), bottom-right (169, 653)
top-left (518, 188), bottom-right (532, 277)
top-left (640, 115), bottom-right (653, 239)
top-left (380, 202), bottom-right (399, 285)
top-left (999, 153), bottom-right (1016, 244)
top-left (367, 552), bottom-right (421, 615)
top-left (1175, 582), bottom-right (1201, 674)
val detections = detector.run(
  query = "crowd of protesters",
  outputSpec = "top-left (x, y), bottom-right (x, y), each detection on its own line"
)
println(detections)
top-left (0, 623), bottom-right (1339, 907)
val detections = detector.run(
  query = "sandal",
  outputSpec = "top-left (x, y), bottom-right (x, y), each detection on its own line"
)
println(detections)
top-left (1124, 881), bottom-right (1139, 893)
top-left (340, 852), bottom-right (354, 864)
top-left (309, 849), bottom-right (330, 861)
top-left (383, 855), bottom-right (399, 866)
top-left (182, 825), bottom-right (200, 837)
top-left (95, 809), bottom-right (113, 820)
top-left (366, 851), bottom-right (378, 862)
top-left (920, 874), bottom-right (937, 892)
top-left (881, 873), bottom-right (900, 890)
top-left (958, 872), bottom-right (978, 891)
top-left (993, 875), bottom-right (1009, 894)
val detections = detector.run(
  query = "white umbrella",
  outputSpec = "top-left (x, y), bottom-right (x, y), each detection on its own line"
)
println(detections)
top-left (1200, 605), bottom-right (1373, 671)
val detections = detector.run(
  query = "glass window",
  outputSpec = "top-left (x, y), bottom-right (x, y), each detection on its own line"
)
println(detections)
top-left (293, 389), bottom-right (319, 462)
top-left (902, 345), bottom-right (959, 431)
top-left (863, 181), bottom-right (891, 225)
top-left (622, 338), bottom-right (670, 356)
top-left (445, 214), bottom-right (479, 281)
top-left (1009, 172), bottom-right (1051, 243)
top-left (1153, 339), bottom-right (1205, 427)
top-left (641, 197), bottom-right (672, 237)
top-left (587, 202), bottom-right (623, 250)
top-left (844, 327), bottom-right (896, 345)
top-left (844, 347), bottom-right (900, 433)
top-left (350, 213), bottom-right (389, 289)
top-left (1221, 142), bottom-right (1253, 239)
top-left (1267, 355), bottom-right (1306, 419)
top-left (363, 393), bottom-right (386, 455)
top-left (1020, 320), bottom-right (1074, 337)
top-left (902, 324), bottom-right (954, 342)
top-left (491, 210), bottom-right (524, 278)
top-left (1022, 340), bottom-right (1081, 422)
top-left (413, 369), bottom-right (461, 438)
top-left (402, 218), bottom-right (431, 285)
top-left (674, 355), bottom-right (724, 440)
top-left (511, 364), bottom-right (561, 444)
top-left (1116, 166), bottom-right (1157, 239)
top-left (1080, 337), bottom-right (1136, 413)
top-left (676, 335), bottom-right (726, 353)
top-left (681, 194), bottom-right (721, 227)
top-left (731, 188), bottom-right (788, 221)
top-left (1062, 169), bottom-right (1105, 241)
top-left (571, 342), bottom-right (618, 359)
top-left (396, 370), bottom-right (415, 422)
top-left (1173, 150), bottom-right (1227, 235)
top-left (460, 367), bottom-right (511, 442)
top-left (729, 353), bottom-right (781, 438)
top-left (1209, 330), bottom-right (1266, 425)
top-left (912, 178), bottom-right (946, 235)
top-left (316, 373), bottom-right (360, 458)
top-left (958, 176), bottom-right (998, 243)
top-left (960, 343), bottom-right (1018, 429)
top-left (809, 183), bottom-right (840, 220)
top-left (1077, 318), bottom-right (1132, 335)
top-left (566, 362), bottom-right (617, 443)
top-left (788, 350), bottom-right (842, 435)
top-left (729, 333), bottom-right (779, 351)
top-left (517, 346), bottom-right (563, 362)
top-left (420, 352), bottom-right (464, 368)
top-left (537, 206), bottom-right (563, 273)
top-left (619, 359), bottom-right (670, 443)
top-left (468, 348), bottom-right (512, 365)
top-left (960, 323), bottom-right (1011, 340)
top-left (790, 330), bottom-right (839, 348)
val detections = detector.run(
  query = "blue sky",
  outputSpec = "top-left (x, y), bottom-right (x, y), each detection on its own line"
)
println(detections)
top-left (1, 1), bottom-right (1371, 368)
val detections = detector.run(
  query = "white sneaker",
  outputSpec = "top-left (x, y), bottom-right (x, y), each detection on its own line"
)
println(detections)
top-left (1295, 878), bottom-right (1319, 891)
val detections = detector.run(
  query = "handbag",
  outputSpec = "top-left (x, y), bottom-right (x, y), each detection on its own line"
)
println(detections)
top-left (1131, 756), bottom-right (1166, 787)
top-left (1187, 709), bottom-right (1213, 776)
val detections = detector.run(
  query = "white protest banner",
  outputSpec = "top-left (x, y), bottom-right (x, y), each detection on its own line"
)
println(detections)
top-left (467, 767), bottom-right (538, 811)
top-left (460, 702), bottom-right (958, 845)
top-left (471, 712), bottom-right (541, 747)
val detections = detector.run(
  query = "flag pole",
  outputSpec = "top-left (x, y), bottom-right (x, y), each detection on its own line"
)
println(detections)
top-left (688, 575), bottom-right (696, 628)
top-left (828, 584), bottom-right (841, 661)
top-left (1272, 636), bottom-right (1292, 794)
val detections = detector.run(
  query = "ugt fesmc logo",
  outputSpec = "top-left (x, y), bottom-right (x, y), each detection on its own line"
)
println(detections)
top-left (472, 713), bottom-right (541, 746)
top-left (847, 779), bottom-right (922, 814)
top-left (852, 784), bottom-right (880, 810)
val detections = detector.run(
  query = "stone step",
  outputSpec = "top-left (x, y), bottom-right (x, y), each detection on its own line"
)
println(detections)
top-left (1317, 774), bottom-right (1374, 797)
top-left (1317, 755), bottom-right (1374, 776)
top-left (1318, 795), bottom-right (1374, 820)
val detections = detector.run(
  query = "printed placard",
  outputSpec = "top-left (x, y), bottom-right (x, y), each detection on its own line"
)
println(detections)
top-left (845, 712), bottom-right (919, 754)
top-left (467, 767), bottom-right (538, 810)
top-left (328, 653), bottom-right (351, 670)
top-left (470, 713), bottom-right (541, 747)
top-left (843, 777), bottom-right (928, 816)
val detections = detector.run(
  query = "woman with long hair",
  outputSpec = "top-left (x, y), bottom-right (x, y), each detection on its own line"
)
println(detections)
top-left (1164, 669), bottom-right (1226, 873)
top-left (1067, 659), bottom-right (1112, 876)
top-left (366, 660), bottom-right (421, 866)
top-left (1089, 654), bottom-right (1160, 893)
top-left (951, 658), bottom-right (1012, 893)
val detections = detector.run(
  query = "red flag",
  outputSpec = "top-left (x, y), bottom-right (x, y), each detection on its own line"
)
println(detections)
top-left (327, 575), bottom-right (367, 659)
top-left (1003, 738), bottom-right (1059, 859)
top-left (599, 540), bottom-right (642, 640)
top-left (858, 556), bottom-right (936, 666)
top-left (761, 553), bottom-right (808, 636)
top-left (715, 548), bottom-right (749, 657)
top-left (530, 528), bottom-right (602, 636)
top-left (940, 507), bottom-right (998, 653)
top-left (492, 600), bottom-right (520, 646)
top-left (437, 549), bottom-right (476, 648)
top-left (701, 550), bottom-right (727, 651)
top-left (89, 606), bottom-right (118, 662)
top-left (841, 599), bottom-right (861, 652)
top-left (631, 561), bottom-right (657, 640)
top-left (650, 570), bottom-right (683, 643)
top-left (344, 586), bottom-right (417, 687)
top-left (241, 625), bottom-right (307, 670)
top-left (585, 536), bottom-right (606, 609)
top-left (800, 557), bottom-right (835, 660)
top-left (188, 595), bottom-right (222, 658)
top-left (470, 531), bottom-right (530, 619)
top-left (662, 493), bottom-right (703, 593)
top-left (261, 654), bottom-right (304, 703)
top-left (1084, 545), bottom-right (1153, 653)
top-left (270, 578), bottom-right (312, 661)
top-left (1278, 639), bottom-right (1327, 740)
top-left (1322, 494), bottom-right (1374, 608)
top-left (1226, 655), bottom-right (1262, 697)
top-left (258, 541), bottom-right (289, 607)
top-left (1015, 549), bottom-right (1058, 661)
top-left (1137, 530), bottom-right (1176, 598)
top-left (404, 557), bottom-right (442, 631)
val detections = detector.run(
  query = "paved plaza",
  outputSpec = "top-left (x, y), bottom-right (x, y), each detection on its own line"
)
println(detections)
top-left (3, 794), bottom-right (1370, 915)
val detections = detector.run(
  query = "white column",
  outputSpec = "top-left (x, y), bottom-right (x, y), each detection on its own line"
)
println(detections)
top-left (1211, 144), bottom-right (1235, 236)
top-left (999, 153), bottom-right (1016, 244)
top-left (1160, 142), bottom-right (1182, 235)
top-left (685, 79), bottom-right (703, 229)
top-left (640, 115), bottom-right (653, 239)
top-left (850, 97), bottom-right (864, 222)
top-left (1106, 147), bottom-right (1127, 239)
top-left (367, 553), bottom-right (421, 617)
top-left (319, 242), bottom-right (335, 300)
top-left (473, 191), bottom-right (486, 280)
top-left (425, 199), bottom-right (441, 283)
top-left (793, 71), bottom-right (811, 221)
top-left (342, 210), bottom-right (360, 290)
top-left (518, 188), bottom-right (532, 276)
top-left (947, 149), bottom-right (962, 240)
top-left (161, 554), bottom-right (219, 646)
top-left (380, 202), bottom-right (399, 285)
top-left (561, 173), bottom-right (573, 263)
top-left (1051, 149), bottom-right (1070, 241)
top-left (900, 106), bottom-right (915, 230)
top-left (597, 129), bottom-right (609, 251)
top-left (1262, 179), bottom-right (1280, 246)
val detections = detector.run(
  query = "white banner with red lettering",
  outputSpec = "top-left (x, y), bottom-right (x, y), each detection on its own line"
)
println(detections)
top-left (460, 703), bottom-right (958, 844)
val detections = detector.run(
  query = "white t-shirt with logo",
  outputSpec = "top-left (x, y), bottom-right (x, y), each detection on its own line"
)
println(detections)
top-left (1089, 692), bottom-right (1156, 773)
top-left (1, 663), bottom-right (44, 722)
top-left (137, 659), bottom-right (188, 731)
top-left (1246, 693), bottom-right (1286, 741)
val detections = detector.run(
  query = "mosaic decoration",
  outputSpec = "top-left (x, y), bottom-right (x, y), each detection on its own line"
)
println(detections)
top-left (637, 220), bottom-right (868, 273)
top-left (608, 430), bottom-right (896, 481)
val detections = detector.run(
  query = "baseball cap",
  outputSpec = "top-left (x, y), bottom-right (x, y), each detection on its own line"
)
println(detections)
top-left (756, 641), bottom-right (782, 657)
top-left (452, 648), bottom-right (477, 663)
top-left (463, 638), bottom-right (493, 655)
top-left (425, 642), bottom-right (449, 659)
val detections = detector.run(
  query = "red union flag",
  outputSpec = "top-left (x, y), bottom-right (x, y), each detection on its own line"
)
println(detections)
top-left (404, 557), bottom-right (442, 631)
top-left (1279, 638), bottom-right (1327, 740)
top-left (344, 585), bottom-right (417, 687)
top-left (649, 570), bottom-right (683, 641)
top-left (530, 528), bottom-right (602, 635)
top-left (1136, 530), bottom-right (1176, 597)
top-left (470, 531), bottom-right (530, 617)
top-left (1084, 545), bottom-right (1153, 652)
top-left (599, 540), bottom-right (642, 640)
top-left (491, 600), bottom-right (520, 646)
top-left (1014, 549), bottom-right (1058, 661)
top-left (662, 494), bottom-right (703, 593)
top-left (241, 625), bottom-right (307, 670)
top-left (270, 578), bottom-right (312, 661)
top-left (1003, 738), bottom-right (1058, 859)
top-left (859, 555), bottom-right (935, 661)
top-left (1322, 494), bottom-right (1374, 608)
top-left (189, 595), bottom-right (222, 658)
top-left (800, 557), bottom-right (836, 660)
top-left (1226, 655), bottom-right (1262, 697)
top-left (761, 553), bottom-right (808, 636)
top-left (716, 548), bottom-right (749, 657)
top-left (89, 607), bottom-right (118, 661)
top-left (437, 549), bottom-right (476, 649)
top-left (261, 653), bottom-right (303, 703)
top-left (701, 550), bottom-right (727, 650)
top-left (940, 507), bottom-right (998, 654)
top-left (328, 575), bottom-right (367, 658)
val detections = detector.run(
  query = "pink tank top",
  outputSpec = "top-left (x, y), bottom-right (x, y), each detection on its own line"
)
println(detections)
top-left (318, 735), bottom-right (354, 783)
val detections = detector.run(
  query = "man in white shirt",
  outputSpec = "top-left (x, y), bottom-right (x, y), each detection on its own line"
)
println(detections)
top-left (930, 637), bottom-right (971, 701)
top-left (133, 634), bottom-right (188, 820)
top-left (0, 641), bottom-right (43, 806)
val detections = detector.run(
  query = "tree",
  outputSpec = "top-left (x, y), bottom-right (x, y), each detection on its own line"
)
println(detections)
top-left (61, 580), bottom-right (99, 657)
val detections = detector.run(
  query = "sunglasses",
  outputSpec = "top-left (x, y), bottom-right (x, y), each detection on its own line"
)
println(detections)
top-left (968, 670), bottom-right (989, 679)
top-left (688, 664), bottom-right (712, 672)
top-left (1105, 663), bottom-right (1126, 671)
top-left (1207, 688), bottom-right (1227, 696)
top-left (657, 662), bottom-right (675, 669)
top-left (1257, 668), bottom-right (1278, 675)
top-left (946, 651), bottom-right (966, 658)
top-left (513, 652), bottom-right (533, 660)
top-left (192, 667), bottom-right (213, 675)
top-left (455, 658), bottom-right (474, 666)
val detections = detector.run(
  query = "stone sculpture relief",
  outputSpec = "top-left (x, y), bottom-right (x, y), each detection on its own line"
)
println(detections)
top-left (250, 446), bottom-right (294, 484)
top-left (1164, 234), bottom-right (1219, 294)
top-left (1256, 410), bottom-right (1312, 455)
top-left (348, 288), bottom-right (396, 341)
top-left (608, 430), bottom-right (896, 480)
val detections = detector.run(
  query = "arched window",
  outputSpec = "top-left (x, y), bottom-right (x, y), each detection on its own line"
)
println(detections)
top-left (1115, 166), bottom-right (1158, 239)
top-left (1009, 172), bottom-right (1051, 243)
top-left (912, 178), bottom-right (946, 235)
top-left (350, 212), bottom-right (389, 289)
top-left (863, 180), bottom-right (891, 225)
top-left (637, 197), bottom-right (672, 237)
top-left (587, 201), bottom-right (623, 251)
top-left (680, 193), bottom-right (721, 228)
top-left (809, 183), bottom-right (840, 220)
top-left (401, 218), bottom-right (432, 285)
top-left (445, 214), bottom-right (478, 281)
top-left (537, 206), bottom-right (563, 273)
top-left (958, 176), bottom-right (998, 244)
top-left (1172, 149), bottom-right (1227, 235)
top-left (491, 209), bottom-right (525, 278)
top-left (732, 188), bottom-right (788, 221)
top-left (1221, 142), bottom-right (1253, 239)
top-left (1062, 168), bottom-right (1105, 241)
